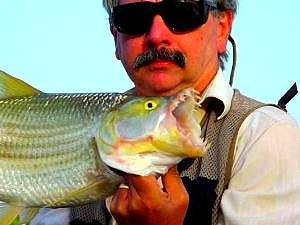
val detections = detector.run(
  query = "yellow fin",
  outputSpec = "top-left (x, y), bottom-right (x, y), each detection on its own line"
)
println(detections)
top-left (0, 70), bottom-right (41, 99)
top-left (0, 202), bottom-right (23, 225)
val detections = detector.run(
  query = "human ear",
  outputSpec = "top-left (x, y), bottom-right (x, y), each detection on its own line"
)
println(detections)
top-left (110, 21), bottom-right (121, 60)
top-left (216, 11), bottom-right (233, 54)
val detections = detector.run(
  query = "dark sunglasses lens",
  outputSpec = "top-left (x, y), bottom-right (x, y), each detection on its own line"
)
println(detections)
top-left (112, 3), bottom-right (152, 35)
top-left (112, 1), bottom-right (210, 35)
top-left (164, 1), bottom-right (208, 32)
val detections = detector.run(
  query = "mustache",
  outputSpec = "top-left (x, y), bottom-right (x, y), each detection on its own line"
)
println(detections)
top-left (133, 48), bottom-right (186, 69)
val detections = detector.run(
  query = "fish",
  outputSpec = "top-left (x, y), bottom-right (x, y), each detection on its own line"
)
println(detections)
top-left (0, 70), bottom-right (207, 225)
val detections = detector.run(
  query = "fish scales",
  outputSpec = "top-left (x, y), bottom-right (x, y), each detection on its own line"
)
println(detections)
top-left (0, 92), bottom-right (129, 207)
top-left (0, 70), bottom-right (207, 225)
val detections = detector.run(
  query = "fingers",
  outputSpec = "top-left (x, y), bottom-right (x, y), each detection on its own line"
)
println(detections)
top-left (162, 166), bottom-right (185, 193)
top-left (126, 167), bottom-right (187, 202)
top-left (161, 166), bottom-right (189, 205)
top-left (110, 184), bottom-right (129, 219)
top-left (127, 175), bottom-right (166, 202)
top-left (109, 170), bottom-right (189, 225)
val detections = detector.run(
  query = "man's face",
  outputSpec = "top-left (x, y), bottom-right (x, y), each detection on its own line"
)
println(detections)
top-left (111, 0), bottom-right (232, 96)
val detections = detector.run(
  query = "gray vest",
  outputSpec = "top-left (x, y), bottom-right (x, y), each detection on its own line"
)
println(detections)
top-left (70, 90), bottom-right (277, 225)
top-left (178, 90), bottom-right (269, 225)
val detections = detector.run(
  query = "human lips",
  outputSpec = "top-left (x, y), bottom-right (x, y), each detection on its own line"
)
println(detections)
top-left (133, 48), bottom-right (186, 69)
top-left (147, 59), bottom-right (177, 69)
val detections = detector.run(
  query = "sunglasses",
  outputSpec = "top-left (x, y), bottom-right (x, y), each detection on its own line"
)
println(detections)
top-left (111, 0), bottom-right (218, 36)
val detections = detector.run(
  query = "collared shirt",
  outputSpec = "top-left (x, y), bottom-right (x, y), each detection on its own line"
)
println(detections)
top-left (219, 105), bottom-right (300, 225)
top-left (198, 68), bottom-right (234, 120)
top-left (211, 70), bottom-right (300, 224)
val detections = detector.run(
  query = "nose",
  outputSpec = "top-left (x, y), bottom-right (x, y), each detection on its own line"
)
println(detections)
top-left (145, 15), bottom-right (172, 47)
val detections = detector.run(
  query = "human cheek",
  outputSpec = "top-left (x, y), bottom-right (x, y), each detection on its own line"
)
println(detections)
top-left (116, 36), bottom-right (143, 72)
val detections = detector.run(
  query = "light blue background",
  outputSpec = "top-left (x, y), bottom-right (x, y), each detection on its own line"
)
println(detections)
top-left (0, 0), bottom-right (299, 122)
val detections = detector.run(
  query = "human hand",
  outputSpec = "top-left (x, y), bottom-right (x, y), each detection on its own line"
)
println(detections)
top-left (110, 166), bottom-right (189, 225)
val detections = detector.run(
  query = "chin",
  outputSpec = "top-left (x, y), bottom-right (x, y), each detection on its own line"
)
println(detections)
top-left (132, 68), bottom-right (186, 95)
top-left (141, 85), bottom-right (182, 96)
top-left (144, 77), bottom-right (182, 95)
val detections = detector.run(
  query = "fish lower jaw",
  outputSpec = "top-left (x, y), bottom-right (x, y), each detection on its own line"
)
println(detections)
top-left (100, 152), bottom-right (182, 176)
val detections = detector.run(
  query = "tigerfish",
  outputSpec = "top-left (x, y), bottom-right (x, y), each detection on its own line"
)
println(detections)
top-left (0, 70), bottom-right (207, 225)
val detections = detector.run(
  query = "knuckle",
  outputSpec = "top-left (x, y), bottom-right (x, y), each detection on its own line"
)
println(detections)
top-left (128, 199), bottom-right (144, 213)
top-left (111, 205), bottom-right (127, 219)
top-left (175, 192), bottom-right (189, 210)
top-left (111, 200), bottom-right (127, 218)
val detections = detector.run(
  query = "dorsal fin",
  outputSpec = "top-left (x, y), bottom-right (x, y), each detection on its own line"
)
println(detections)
top-left (0, 70), bottom-right (41, 99)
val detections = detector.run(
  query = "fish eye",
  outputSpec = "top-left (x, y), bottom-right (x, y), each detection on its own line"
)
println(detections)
top-left (144, 100), bottom-right (157, 111)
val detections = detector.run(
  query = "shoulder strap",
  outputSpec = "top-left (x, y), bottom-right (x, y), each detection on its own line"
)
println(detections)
top-left (223, 103), bottom-right (282, 189)
top-left (225, 83), bottom-right (297, 186)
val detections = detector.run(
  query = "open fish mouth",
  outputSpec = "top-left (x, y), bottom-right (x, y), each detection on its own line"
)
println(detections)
top-left (97, 88), bottom-right (208, 176)
top-left (168, 88), bottom-right (207, 156)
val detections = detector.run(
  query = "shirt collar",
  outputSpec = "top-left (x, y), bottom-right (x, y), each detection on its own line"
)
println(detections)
top-left (199, 68), bottom-right (234, 120)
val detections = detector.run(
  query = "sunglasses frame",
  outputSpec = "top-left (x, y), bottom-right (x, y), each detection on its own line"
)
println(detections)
top-left (111, 0), bottom-right (218, 35)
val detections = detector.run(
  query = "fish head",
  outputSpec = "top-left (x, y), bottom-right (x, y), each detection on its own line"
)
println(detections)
top-left (96, 88), bottom-right (208, 176)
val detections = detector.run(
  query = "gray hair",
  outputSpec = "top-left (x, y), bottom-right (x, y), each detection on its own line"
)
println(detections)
top-left (102, 0), bottom-right (238, 69)
top-left (212, 0), bottom-right (238, 69)
top-left (103, 0), bottom-right (238, 17)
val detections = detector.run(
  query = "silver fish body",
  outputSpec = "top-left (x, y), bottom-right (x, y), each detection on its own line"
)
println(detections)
top-left (0, 93), bottom-right (128, 208)
top-left (0, 70), bottom-right (207, 225)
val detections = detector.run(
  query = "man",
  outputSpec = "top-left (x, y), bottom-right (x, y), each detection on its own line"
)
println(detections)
top-left (100, 0), bottom-right (300, 225)
top-left (31, 0), bottom-right (300, 224)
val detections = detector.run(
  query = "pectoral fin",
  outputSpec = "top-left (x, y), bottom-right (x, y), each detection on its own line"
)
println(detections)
top-left (9, 216), bottom-right (20, 225)
top-left (0, 202), bottom-right (23, 225)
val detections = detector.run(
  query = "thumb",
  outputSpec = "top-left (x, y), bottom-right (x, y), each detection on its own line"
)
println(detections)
top-left (161, 166), bottom-right (189, 201)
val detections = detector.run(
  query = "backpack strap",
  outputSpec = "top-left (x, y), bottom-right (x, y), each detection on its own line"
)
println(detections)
top-left (224, 103), bottom-right (283, 189)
